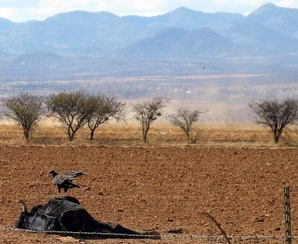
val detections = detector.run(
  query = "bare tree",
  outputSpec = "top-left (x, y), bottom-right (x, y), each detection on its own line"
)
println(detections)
top-left (169, 108), bottom-right (202, 143)
top-left (86, 93), bottom-right (126, 140)
top-left (249, 97), bottom-right (298, 143)
top-left (45, 90), bottom-right (90, 141)
top-left (132, 97), bottom-right (168, 143)
top-left (3, 92), bottom-right (43, 141)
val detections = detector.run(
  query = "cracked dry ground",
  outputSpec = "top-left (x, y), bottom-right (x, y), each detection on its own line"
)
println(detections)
top-left (0, 145), bottom-right (298, 243)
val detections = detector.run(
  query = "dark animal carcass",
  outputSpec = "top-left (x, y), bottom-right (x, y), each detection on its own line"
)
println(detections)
top-left (15, 196), bottom-right (160, 239)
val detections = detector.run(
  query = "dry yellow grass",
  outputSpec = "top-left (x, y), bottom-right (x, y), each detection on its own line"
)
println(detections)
top-left (1, 120), bottom-right (298, 147)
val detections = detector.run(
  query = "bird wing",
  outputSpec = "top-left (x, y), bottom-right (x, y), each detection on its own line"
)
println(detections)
top-left (64, 170), bottom-right (87, 178)
top-left (61, 180), bottom-right (81, 189)
top-left (52, 174), bottom-right (74, 185)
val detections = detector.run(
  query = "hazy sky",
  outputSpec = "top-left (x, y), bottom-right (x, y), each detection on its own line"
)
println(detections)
top-left (0, 0), bottom-right (297, 22)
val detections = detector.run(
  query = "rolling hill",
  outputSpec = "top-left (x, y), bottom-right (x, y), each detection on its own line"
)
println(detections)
top-left (0, 3), bottom-right (297, 82)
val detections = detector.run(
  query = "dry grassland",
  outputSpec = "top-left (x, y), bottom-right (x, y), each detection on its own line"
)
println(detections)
top-left (0, 121), bottom-right (297, 147)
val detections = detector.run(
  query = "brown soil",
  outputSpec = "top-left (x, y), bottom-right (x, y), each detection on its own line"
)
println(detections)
top-left (0, 145), bottom-right (297, 243)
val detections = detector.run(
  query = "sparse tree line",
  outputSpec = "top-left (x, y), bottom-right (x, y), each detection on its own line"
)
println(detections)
top-left (1, 91), bottom-right (201, 143)
top-left (2, 91), bottom-right (298, 144)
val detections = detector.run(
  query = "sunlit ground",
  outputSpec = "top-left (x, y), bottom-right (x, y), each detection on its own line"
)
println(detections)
top-left (1, 118), bottom-right (297, 147)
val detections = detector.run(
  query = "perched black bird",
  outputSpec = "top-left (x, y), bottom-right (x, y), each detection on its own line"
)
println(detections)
top-left (48, 169), bottom-right (85, 196)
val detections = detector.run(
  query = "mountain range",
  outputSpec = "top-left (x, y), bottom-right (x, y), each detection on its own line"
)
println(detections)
top-left (0, 2), bottom-right (298, 80)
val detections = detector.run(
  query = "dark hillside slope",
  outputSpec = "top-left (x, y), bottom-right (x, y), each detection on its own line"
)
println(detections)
top-left (117, 27), bottom-right (246, 58)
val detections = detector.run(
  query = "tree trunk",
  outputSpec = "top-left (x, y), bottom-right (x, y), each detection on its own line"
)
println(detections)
top-left (142, 123), bottom-right (147, 143)
top-left (90, 129), bottom-right (95, 141)
top-left (186, 132), bottom-right (190, 142)
top-left (68, 126), bottom-right (76, 141)
top-left (23, 130), bottom-right (30, 142)
top-left (68, 131), bottom-right (75, 141)
top-left (142, 131), bottom-right (147, 143)
top-left (274, 134), bottom-right (279, 144)
top-left (274, 129), bottom-right (283, 144)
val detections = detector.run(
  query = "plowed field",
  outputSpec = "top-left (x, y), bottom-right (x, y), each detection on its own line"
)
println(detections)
top-left (1, 145), bottom-right (298, 243)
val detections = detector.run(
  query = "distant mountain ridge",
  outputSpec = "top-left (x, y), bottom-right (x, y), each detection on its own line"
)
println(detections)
top-left (0, 3), bottom-right (298, 80)
top-left (0, 3), bottom-right (297, 56)
top-left (0, 7), bottom-right (245, 55)
top-left (246, 3), bottom-right (298, 37)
